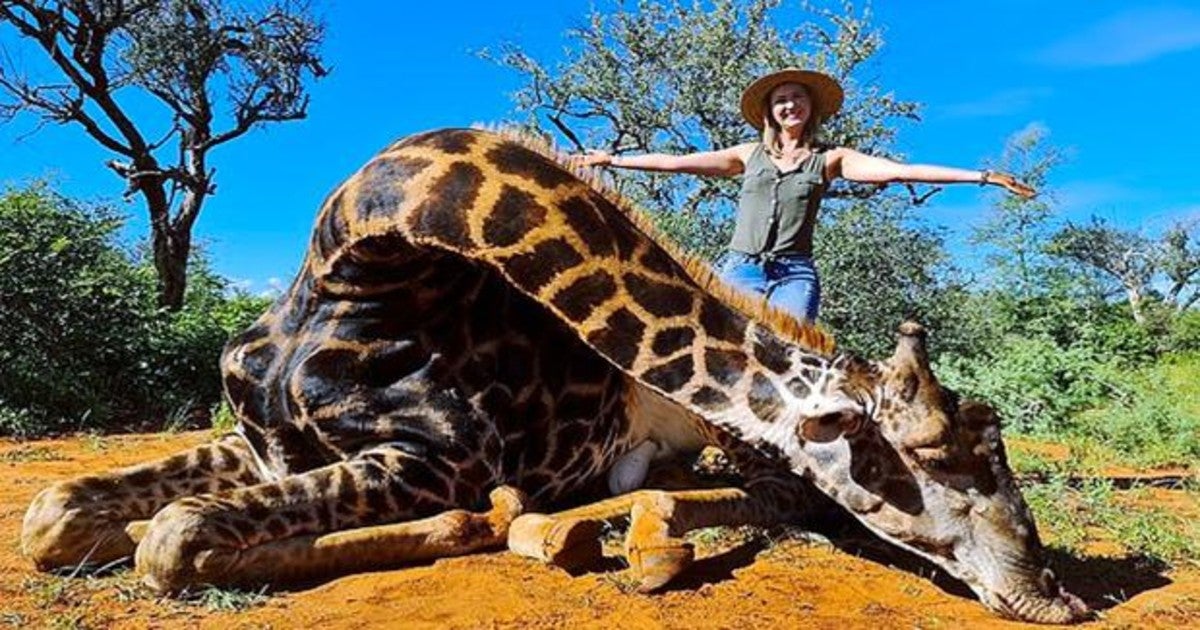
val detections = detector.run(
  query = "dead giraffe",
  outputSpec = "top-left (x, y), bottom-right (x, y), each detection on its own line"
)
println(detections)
top-left (21, 128), bottom-right (1087, 624)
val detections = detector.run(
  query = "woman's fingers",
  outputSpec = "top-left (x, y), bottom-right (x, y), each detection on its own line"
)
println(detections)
top-left (991, 172), bottom-right (1037, 199)
top-left (571, 150), bottom-right (612, 168)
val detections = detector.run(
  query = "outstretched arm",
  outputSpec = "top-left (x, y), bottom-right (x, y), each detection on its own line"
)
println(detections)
top-left (575, 144), bottom-right (752, 178)
top-left (826, 147), bottom-right (1035, 198)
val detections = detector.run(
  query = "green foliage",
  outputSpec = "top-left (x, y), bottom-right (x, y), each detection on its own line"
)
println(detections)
top-left (938, 334), bottom-right (1114, 434)
top-left (0, 184), bottom-right (270, 437)
top-left (972, 123), bottom-right (1066, 299)
top-left (490, 0), bottom-right (976, 354)
top-left (816, 198), bottom-right (968, 357)
top-left (1165, 309), bottom-right (1200, 352)
top-left (1066, 353), bottom-right (1200, 468)
top-left (1020, 461), bottom-right (1200, 566)
top-left (0, 0), bottom-right (327, 309)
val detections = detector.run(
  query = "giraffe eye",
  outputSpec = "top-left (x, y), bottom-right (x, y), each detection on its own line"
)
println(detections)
top-left (799, 410), bottom-right (864, 443)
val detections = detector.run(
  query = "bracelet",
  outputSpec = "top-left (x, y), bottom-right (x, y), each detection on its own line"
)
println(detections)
top-left (979, 169), bottom-right (991, 186)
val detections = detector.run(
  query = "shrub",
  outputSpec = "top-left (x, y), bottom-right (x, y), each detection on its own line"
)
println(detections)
top-left (0, 184), bottom-right (269, 437)
top-left (936, 334), bottom-right (1115, 434)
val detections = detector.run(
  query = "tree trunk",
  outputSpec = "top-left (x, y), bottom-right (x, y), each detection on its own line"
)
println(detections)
top-left (1125, 285), bottom-right (1145, 325)
top-left (152, 223), bottom-right (190, 311)
top-left (141, 173), bottom-right (190, 311)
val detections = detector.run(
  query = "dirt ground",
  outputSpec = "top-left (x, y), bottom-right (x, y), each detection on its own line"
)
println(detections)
top-left (1, 432), bottom-right (1197, 629)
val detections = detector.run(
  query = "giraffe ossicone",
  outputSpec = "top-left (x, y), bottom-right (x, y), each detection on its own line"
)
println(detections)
top-left (21, 128), bottom-right (1087, 624)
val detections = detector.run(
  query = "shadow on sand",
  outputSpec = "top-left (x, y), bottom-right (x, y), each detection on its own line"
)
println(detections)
top-left (639, 507), bottom-right (1175, 613)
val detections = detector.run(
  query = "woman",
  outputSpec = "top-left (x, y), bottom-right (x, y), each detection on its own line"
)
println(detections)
top-left (578, 68), bottom-right (1034, 322)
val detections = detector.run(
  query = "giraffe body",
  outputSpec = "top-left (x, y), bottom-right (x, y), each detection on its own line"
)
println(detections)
top-left (23, 129), bottom-right (1087, 623)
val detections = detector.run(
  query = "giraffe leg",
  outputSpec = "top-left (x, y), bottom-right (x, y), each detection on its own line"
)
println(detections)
top-left (509, 485), bottom-right (789, 592)
top-left (21, 435), bottom-right (264, 572)
top-left (133, 447), bottom-right (527, 593)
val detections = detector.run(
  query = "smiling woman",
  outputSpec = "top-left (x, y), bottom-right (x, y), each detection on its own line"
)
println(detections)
top-left (577, 68), bottom-right (1036, 323)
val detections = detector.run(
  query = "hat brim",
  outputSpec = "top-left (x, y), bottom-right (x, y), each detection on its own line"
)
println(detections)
top-left (740, 69), bottom-right (844, 130)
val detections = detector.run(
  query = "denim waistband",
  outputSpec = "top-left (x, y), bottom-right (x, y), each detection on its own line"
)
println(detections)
top-left (727, 250), bottom-right (813, 263)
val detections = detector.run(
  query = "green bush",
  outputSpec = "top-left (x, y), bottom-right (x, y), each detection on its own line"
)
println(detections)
top-left (1164, 309), bottom-right (1200, 353)
top-left (1066, 353), bottom-right (1200, 467)
top-left (0, 184), bottom-right (270, 437)
top-left (936, 334), bottom-right (1116, 434)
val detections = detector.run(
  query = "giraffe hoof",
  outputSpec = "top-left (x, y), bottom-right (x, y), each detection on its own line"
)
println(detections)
top-left (508, 514), bottom-right (604, 574)
top-left (487, 485), bottom-right (529, 525)
top-left (628, 542), bottom-right (695, 593)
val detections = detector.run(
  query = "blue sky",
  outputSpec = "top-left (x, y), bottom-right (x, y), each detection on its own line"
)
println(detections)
top-left (2, 1), bottom-right (1198, 293)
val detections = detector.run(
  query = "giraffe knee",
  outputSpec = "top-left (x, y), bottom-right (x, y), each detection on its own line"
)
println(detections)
top-left (135, 499), bottom-right (234, 593)
top-left (22, 481), bottom-right (134, 571)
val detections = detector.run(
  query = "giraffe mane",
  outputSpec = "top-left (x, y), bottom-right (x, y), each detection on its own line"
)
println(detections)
top-left (478, 123), bottom-right (837, 358)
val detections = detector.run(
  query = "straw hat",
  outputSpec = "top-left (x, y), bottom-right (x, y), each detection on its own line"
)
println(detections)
top-left (740, 68), bottom-right (844, 130)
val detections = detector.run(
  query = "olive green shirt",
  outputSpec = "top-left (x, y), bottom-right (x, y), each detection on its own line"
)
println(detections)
top-left (728, 143), bottom-right (828, 257)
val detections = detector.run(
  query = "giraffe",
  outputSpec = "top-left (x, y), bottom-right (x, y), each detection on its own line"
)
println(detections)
top-left (20, 128), bottom-right (1088, 623)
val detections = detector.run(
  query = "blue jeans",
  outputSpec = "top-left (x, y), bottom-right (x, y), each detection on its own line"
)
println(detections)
top-left (718, 251), bottom-right (821, 322)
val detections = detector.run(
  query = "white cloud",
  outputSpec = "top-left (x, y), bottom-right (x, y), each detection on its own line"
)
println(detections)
top-left (940, 88), bottom-right (1053, 118)
top-left (1036, 7), bottom-right (1200, 67)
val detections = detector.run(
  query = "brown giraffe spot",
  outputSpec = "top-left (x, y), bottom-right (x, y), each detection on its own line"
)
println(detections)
top-left (548, 423), bottom-right (589, 469)
top-left (363, 484), bottom-right (394, 516)
top-left (651, 326), bottom-right (696, 357)
top-left (484, 185), bottom-right (548, 247)
top-left (640, 355), bottom-right (695, 394)
top-left (315, 189), bottom-right (350, 260)
top-left (623, 273), bottom-right (693, 318)
top-left (639, 243), bottom-right (681, 277)
top-left (699, 298), bottom-right (746, 345)
top-left (486, 142), bottom-right (577, 189)
top-left (332, 467), bottom-right (359, 508)
top-left (785, 376), bottom-right (812, 398)
top-left (402, 129), bottom-right (477, 154)
top-left (606, 206), bottom-right (642, 259)
top-left (354, 155), bottom-right (432, 223)
top-left (551, 270), bottom-right (618, 323)
top-left (501, 238), bottom-right (585, 294)
top-left (124, 468), bottom-right (156, 488)
top-left (692, 386), bottom-right (733, 412)
top-left (223, 375), bottom-right (269, 425)
top-left (558, 196), bottom-right (615, 257)
top-left (555, 392), bottom-right (605, 421)
top-left (747, 373), bottom-right (784, 423)
top-left (522, 472), bottom-right (552, 494)
top-left (753, 335), bottom-right (792, 374)
top-left (587, 308), bottom-right (645, 369)
top-left (348, 232), bottom-right (417, 263)
top-left (408, 161), bottom-right (485, 249)
top-left (459, 459), bottom-right (495, 491)
top-left (277, 278), bottom-right (319, 335)
top-left (192, 446), bottom-right (212, 472)
top-left (264, 518), bottom-right (289, 538)
top-left (705, 349), bottom-right (748, 387)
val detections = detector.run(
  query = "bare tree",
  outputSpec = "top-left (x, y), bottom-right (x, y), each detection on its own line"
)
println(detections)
top-left (1049, 218), bottom-right (1200, 323)
top-left (0, 0), bottom-right (327, 309)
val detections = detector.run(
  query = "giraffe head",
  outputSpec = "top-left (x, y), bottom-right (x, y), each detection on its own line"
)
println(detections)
top-left (784, 322), bottom-right (1089, 624)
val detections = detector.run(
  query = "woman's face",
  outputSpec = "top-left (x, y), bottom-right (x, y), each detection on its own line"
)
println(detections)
top-left (768, 82), bottom-right (812, 132)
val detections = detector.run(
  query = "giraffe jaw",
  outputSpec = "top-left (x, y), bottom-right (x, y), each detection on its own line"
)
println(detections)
top-left (843, 510), bottom-right (1090, 625)
top-left (787, 421), bottom-right (1090, 624)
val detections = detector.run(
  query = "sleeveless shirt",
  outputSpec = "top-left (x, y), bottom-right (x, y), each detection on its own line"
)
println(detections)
top-left (728, 143), bottom-right (828, 257)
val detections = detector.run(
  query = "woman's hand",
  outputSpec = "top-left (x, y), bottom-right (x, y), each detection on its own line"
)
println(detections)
top-left (572, 150), bottom-right (614, 168)
top-left (985, 171), bottom-right (1037, 199)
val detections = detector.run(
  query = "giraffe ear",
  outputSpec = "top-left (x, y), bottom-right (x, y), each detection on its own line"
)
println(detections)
top-left (959, 400), bottom-right (999, 430)
top-left (799, 410), bottom-right (865, 443)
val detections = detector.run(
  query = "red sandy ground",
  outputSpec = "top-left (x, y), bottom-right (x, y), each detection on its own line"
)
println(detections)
top-left (1, 432), bottom-right (1197, 629)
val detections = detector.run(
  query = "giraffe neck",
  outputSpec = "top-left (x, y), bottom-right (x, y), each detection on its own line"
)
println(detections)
top-left (321, 128), bottom-right (844, 466)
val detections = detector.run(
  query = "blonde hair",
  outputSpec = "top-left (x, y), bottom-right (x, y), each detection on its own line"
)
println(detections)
top-left (760, 85), bottom-right (821, 158)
